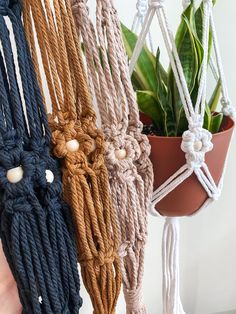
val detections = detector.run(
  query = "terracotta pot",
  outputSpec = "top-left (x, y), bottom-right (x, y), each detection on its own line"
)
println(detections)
top-left (144, 115), bottom-right (234, 217)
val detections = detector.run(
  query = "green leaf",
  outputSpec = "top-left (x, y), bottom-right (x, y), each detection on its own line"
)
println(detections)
top-left (175, 6), bottom-right (199, 93)
top-left (136, 90), bottom-right (168, 135)
top-left (155, 49), bottom-right (176, 135)
top-left (121, 23), bottom-right (157, 92)
top-left (203, 103), bottom-right (212, 130)
top-left (169, 3), bottom-right (199, 133)
top-left (208, 79), bottom-right (221, 113)
top-left (209, 113), bottom-right (223, 133)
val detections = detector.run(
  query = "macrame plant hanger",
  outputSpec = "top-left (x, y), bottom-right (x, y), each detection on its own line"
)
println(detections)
top-left (129, 0), bottom-right (235, 313)
top-left (71, 0), bottom-right (154, 313)
top-left (0, 1), bottom-right (82, 313)
top-left (22, 0), bottom-right (122, 313)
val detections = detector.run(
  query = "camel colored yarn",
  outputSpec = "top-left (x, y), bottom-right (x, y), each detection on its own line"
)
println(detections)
top-left (23, 0), bottom-right (122, 313)
top-left (71, 0), bottom-right (154, 313)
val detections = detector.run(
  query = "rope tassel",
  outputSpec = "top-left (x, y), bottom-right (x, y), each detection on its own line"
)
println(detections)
top-left (162, 218), bottom-right (185, 314)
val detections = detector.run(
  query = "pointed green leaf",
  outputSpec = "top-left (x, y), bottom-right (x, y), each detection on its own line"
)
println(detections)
top-left (203, 103), bottom-right (212, 130)
top-left (121, 23), bottom-right (157, 91)
top-left (208, 80), bottom-right (221, 113)
top-left (136, 90), bottom-right (168, 135)
top-left (209, 113), bottom-right (223, 133)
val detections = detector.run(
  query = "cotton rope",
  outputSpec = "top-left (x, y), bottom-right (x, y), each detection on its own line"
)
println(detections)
top-left (22, 0), bottom-right (122, 313)
top-left (132, 0), bottom-right (154, 53)
top-left (0, 0), bottom-right (82, 312)
top-left (129, 0), bottom-right (235, 313)
top-left (71, 0), bottom-right (154, 313)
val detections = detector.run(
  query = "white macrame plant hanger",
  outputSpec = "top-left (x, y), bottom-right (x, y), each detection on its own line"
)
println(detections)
top-left (130, 0), bottom-right (235, 313)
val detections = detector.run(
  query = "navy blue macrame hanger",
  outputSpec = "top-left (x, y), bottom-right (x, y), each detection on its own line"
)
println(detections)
top-left (0, 1), bottom-right (82, 313)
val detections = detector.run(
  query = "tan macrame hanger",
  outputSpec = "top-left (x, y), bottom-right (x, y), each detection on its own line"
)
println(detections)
top-left (71, 1), bottom-right (154, 313)
top-left (22, 0), bottom-right (122, 313)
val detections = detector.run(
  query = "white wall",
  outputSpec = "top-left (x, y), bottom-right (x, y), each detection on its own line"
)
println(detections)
top-left (79, 1), bottom-right (236, 313)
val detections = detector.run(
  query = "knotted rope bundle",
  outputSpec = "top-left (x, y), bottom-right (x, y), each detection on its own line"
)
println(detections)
top-left (23, 0), bottom-right (122, 313)
top-left (71, 1), bottom-right (153, 313)
top-left (130, 0), bottom-right (235, 313)
top-left (0, 0), bottom-right (82, 312)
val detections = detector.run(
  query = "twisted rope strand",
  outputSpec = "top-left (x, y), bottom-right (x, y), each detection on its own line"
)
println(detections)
top-left (71, 1), bottom-right (153, 313)
top-left (23, 0), bottom-right (122, 313)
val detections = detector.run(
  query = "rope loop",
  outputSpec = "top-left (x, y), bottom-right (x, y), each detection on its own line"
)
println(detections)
top-left (149, 0), bottom-right (165, 9)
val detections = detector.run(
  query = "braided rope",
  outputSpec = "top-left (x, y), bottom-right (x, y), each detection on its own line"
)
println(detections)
top-left (23, 0), bottom-right (122, 313)
top-left (0, 0), bottom-right (82, 312)
top-left (71, 0), bottom-right (153, 313)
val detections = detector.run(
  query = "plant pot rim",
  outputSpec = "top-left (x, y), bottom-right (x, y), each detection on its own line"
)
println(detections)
top-left (146, 115), bottom-right (235, 140)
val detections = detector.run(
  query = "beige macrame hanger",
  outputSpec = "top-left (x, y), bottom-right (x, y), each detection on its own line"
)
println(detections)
top-left (23, 0), bottom-right (122, 313)
top-left (71, 1), bottom-right (154, 313)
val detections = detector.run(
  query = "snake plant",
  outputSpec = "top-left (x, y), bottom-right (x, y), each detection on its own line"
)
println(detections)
top-left (121, 1), bottom-right (222, 136)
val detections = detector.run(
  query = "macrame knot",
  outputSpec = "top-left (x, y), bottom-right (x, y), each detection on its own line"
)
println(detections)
top-left (149, 0), bottom-right (165, 9)
top-left (221, 98), bottom-right (236, 120)
top-left (118, 241), bottom-right (131, 258)
top-left (94, 249), bottom-right (116, 267)
top-left (105, 133), bottom-right (141, 170)
top-left (52, 122), bottom-right (95, 159)
top-left (136, 0), bottom-right (148, 17)
top-left (124, 286), bottom-right (146, 313)
top-left (65, 152), bottom-right (88, 176)
top-left (4, 196), bottom-right (33, 214)
top-left (181, 127), bottom-right (213, 169)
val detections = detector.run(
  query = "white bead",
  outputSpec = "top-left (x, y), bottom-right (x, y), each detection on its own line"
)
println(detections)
top-left (7, 166), bottom-right (23, 183)
top-left (194, 140), bottom-right (203, 152)
top-left (115, 148), bottom-right (127, 160)
top-left (66, 139), bottom-right (80, 152)
top-left (45, 169), bottom-right (54, 183)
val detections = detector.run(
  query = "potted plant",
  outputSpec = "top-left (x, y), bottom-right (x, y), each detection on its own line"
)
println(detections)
top-left (121, 1), bottom-right (234, 216)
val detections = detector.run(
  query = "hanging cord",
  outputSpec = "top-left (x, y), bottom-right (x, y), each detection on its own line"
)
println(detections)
top-left (23, 0), bottom-right (122, 313)
top-left (131, 0), bottom-right (154, 52)
top-left (0, 1), bottom-right (82, 312)
top-left (71, 1), bottom-right (154, 313)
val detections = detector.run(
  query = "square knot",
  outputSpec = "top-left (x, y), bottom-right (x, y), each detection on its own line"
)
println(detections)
top-left (181, 128), bottom-right (213, 168)
top-left (188, 114), bottom-right (204, 131)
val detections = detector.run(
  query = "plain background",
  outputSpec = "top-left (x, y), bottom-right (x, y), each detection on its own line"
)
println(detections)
top-left (79, 1), bottom-right (236, 313)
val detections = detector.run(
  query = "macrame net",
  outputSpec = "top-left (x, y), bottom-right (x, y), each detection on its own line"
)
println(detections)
top-left (130, 0), bottom-right (235, 313)
top-left (22, 0), bottom-right (122, 313)
top-left (71, 0), bottom-right (154, 313)
top-left (0, 0), bottom-right (82, 312)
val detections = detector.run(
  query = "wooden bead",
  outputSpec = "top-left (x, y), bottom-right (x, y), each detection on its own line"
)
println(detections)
top-left (7, 166), bottom-right (23, 183)
top-left (115, 148), bottom-right (127, 160)
top-left (66, 139), bottom-right (80, 152)
top-left (45, 169), bottom-right (54, 183)
top-left (90, 139), bottom-right (96, 152)
top-left (194, 140), bottom-right (203, 152)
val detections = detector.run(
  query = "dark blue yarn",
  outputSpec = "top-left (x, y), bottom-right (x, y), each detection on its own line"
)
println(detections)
top-left (0, 0), bottom-right (82, 313)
